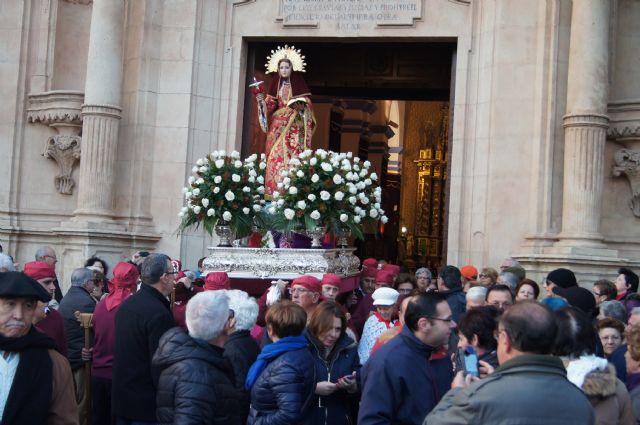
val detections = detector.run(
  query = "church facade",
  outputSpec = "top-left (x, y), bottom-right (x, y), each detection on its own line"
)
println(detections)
top-left (1, 0), bottom-right (639, 288)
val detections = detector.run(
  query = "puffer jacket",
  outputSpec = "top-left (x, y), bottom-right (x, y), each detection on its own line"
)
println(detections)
top-left (153, 327), bottom-right (244, 425)
top-left (305, 330), bottom-right (361, 425)
top-left (567, 358), bottom-right (634, 425)
top-left (247, 346), bottom-right (316, 425)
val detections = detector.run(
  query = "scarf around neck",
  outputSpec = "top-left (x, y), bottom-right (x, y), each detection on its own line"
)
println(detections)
top-left (0, 326), bottom-right (56, 425)
top-left (245, 335), bottom-right (308, 390)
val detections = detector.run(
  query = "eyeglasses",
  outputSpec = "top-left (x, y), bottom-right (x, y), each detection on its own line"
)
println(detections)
top-left (424, 316), bottom-right (454, 323)
top-left (288, 287), bottom-right (309, 295)
top-left (479, 274), bottom-right (489, 278)
top-left (44, 255), bottom-right (58, 262)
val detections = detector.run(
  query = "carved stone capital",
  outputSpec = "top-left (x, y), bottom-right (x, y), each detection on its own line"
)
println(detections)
top-left (613, 149), bottom-right (640, 217)
top-left (27, 91), bottom-right (85, 194)
top-left (44, 135), bottom-right (82, 195)
top-left (607, 99), bottom-right (640, 147)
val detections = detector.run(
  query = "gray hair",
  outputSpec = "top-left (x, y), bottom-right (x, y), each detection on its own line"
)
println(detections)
top-left (466, 286), bottom-right (487, 302)
top-left (186, 291), bottom-right (229, 341)
top-left (70, 268), bottom-right (94, 287)
top-left (415, 268), bottom-right (432, 280)
top-left (226, 290), bottom-right (258, 331)
top-left (0, 254), bottom-right (15, 271)
top-left (502, 257), bottom-right (521, 268)
top-left (140, 253), bottom-right (171, 285)
top-left (498, 272), bottom-right (520, 292)
top-left (600, 300), bottom-right (627, 323)
top-left (35, 246), bottom-right (55, 261)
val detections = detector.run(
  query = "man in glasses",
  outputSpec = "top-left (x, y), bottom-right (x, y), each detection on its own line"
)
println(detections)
top-left (425, 301), bottom-right (594, 425)
top-left (112, 254), bottom-right (176, 425)
top-left (359, 292), bottom-right (455, 425)
top-left (288, 275), bottom-right (322, 318)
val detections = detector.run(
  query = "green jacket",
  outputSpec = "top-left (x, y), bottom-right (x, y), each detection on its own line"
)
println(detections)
top-left (424, 354), bottom-right (595, 425)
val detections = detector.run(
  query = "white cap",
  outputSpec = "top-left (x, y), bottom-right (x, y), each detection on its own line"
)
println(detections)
top-left (372, 287), bottom-right (400, 306)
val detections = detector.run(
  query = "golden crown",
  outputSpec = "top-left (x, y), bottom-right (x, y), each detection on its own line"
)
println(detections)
top-left (265, 45), bottom-right (306, 73)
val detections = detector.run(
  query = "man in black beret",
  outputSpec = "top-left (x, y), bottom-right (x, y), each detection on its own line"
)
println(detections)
top-left (0, 272), bottom-right (78, 424)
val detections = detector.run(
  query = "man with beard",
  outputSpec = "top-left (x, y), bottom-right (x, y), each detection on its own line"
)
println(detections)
top-left (0, 272), bottom-right (77, 424)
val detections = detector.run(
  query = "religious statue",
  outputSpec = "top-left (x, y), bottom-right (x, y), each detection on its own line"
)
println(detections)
top-left (252, 45), bottom-right (316, 198)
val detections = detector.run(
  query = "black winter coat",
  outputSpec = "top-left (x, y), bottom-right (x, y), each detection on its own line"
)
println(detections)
top-left (153, 327), bottom-right (244, 425)
top-left (247, 346), bottom-right (317, 425)
top-left (223, 329), bottom-right (260, 422)
top-left (58, 286), bottom-right (97, 370)
top-left (112, 283), bottom-right (175, 422)
top-left (442, 287), bottom-right (466, 323)
top-left (305, 330), bottom-right (361, 425)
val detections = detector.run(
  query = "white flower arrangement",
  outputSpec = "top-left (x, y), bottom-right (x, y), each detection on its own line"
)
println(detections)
top-left (178, 150), bottom-right (267, 237)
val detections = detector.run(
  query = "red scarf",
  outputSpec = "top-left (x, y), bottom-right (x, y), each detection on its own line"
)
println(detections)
top-left (375, 311), bottom-right (395, 329)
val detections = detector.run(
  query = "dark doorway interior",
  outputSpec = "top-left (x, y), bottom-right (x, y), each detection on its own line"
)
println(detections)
top-left (242, 41), bottom-right (454, 272)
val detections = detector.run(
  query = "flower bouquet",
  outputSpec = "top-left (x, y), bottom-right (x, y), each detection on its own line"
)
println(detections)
top-left (268, 149), bottom-right (388, 243)
top-left (178, 151), bottom-right (266, 240)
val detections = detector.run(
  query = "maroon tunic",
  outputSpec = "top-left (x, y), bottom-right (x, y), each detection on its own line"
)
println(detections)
top-left (91, 299), bottom-right (117, 379)
top-left (35, 308), bottom-right (68, 357)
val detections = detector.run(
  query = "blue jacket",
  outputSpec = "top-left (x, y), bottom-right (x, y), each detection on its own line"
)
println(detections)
top-left (358, 326), bottom-right (453, 425)
top-left (442, 287), bottom-right (466, 323)
top-left (247, 345), bottom-right (316, 425)
top-left (305, 330), bottom-right (361, 425)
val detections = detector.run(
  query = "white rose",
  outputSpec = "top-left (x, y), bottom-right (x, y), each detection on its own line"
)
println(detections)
top-left (310, 210), bottom-right (321, 220)
top-left (284, 208), bottom-right (295, 220)
top-left (243, 207), bottom-right (250, 215)
top-left (320, 191), bottom-right (331, 201)
top-left (369, 209), bottom-right (378, 218)
top-left (359, 210), bottom-right (366, 217)
top-left (311, 174), bottom-right (320, 183)
top-left (363, 160), bottom-right (371, 168)
top-left (349, 196), bottom-right (357, 205)
top-left (248, 176), bottom-right (256, 183)
top-left (349, 186), bottom-right (357, 194)
top-left (207, 208), bottom-right (215, 216)
top-left (374, 202), bottom-right (380, 209)
top-left (225, 191), bottom-right (235, 201)
top-left (277, 182), bottom-right (284, 189)
top-left (253, 204), bottom-right (262, 212)
top-left (273, 191), bottom-right (280, 199)
top-left (257, 186), bottom-right (264, 194)
top-left (199, 166), bottom-right (208, 173)
top-left (201, 198), bottom-right (210, 208)
top-left (257, 176), bottom-right (264, 184)
top-left (185, 191), bottom-right (192, 199)
top-left (243, 186), bottom-right (250, 193)
top-left (283, 177), bottom-right (291, 186)
top-left (370, 172), bottom-right (378, 181)
top-left (215, 159), bottom-right (225, 168)
top-left (310, 157), bottom-right (318, 166)
top-left (181, 207), bottom-right (188, 214)
top-left (356, 182), bottom-right (365, 190)
top-left (213, 187), bottom-right (220, 194)
top-left (232, 174), bottom-right (241, 182)
top-left (267, 205), bottom-right (276, 215)
top-left (259, 162), bottom-right (266, 170)
top-left (296, 170), bottom-right (304, 178)
top-left (340, 213), bottom-right (348, 223)
top-left (347, 152), bottom-right (353, 158)
top-left (289, 186), bottom-right (298, 195)
top-left (178, 211), bottom-right (184, 217)
top-left (321, 163), bottom-right (332, 172)
top-left (193, 206), bottom-right (201, 214)
top-left (277, 199), bottom-right (285, 207)
top-left (360, 170), bottom-right (367, 178)
top-left (192, 188), bottom-right (200, 196)
top-left (196, 158), bottom-right (204, 166)
top-left (334, 191), bottom-right (344, 201)
top-left (235, 160), bottom-right (243, 168)
top-left (249, 169), bottom-right (257, 177)
top-left (296, 200), bottom-right (306, 210)
top-left (196, 178), bottom-right (204, 185)
top-left (364, 178), bottom-right (372, 186)
top-left (192, 166), bottom-right (199, 173)
top-left (214, 176), bottom-right (222, 184)
top-left (354, 206), bottom-right (362, 214)
top-left (187, 176), bottom-right (195, 185)
top-left (361, 197), bottom-right (369, 205)
top-left (354, 215), bottom-right (361, 223)
top-left (223, 211), bottom-right (232, 221)
top-left (333, 174), bottom-right (343, 185)
top-left (289, 158), bottom-right (301, 167)
top-left (308, 194), bottom-right (316, 202)
top-left (381, 215), bottom-right (388, 224)
top-left (230, 151), bottom-right (240, 159)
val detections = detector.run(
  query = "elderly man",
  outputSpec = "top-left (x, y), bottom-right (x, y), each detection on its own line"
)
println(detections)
top-left (23, 261), bottom-right (68, 356)
top-left (58, 268), bottom-right (102, 425)
top-left (359, 292), bottom-right (455, 425)
top-left (0, 271), bottom-right (78, 424)
top-left (0, 254), bottom-right (16, 272)
top-left (112, 254), bottom-right (176, 425)
top-left (289, 275), bottom-right (322, 317)
top-left (466, 286), bottom-right (487, 309)
top-left (35, 246), bottom-right (63, 302)
top-left (499, 257), bottom-right (521, 272)
top-left (425, 301), bottom-right (594, 425)
top-left (320, 273), bottom-right (342, 301)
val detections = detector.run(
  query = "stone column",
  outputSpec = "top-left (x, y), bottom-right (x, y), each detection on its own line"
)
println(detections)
top-left (556, 0), bottom-right (610, 248)
top-left (73, 0), bottom-right (125, 221)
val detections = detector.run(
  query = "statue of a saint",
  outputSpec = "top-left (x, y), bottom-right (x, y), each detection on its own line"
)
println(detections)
top-left (254, 45), bottom-right (316, 198)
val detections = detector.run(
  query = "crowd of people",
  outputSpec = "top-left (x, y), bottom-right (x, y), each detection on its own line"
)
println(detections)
top-left (1, 245), bottom-right (640, 425)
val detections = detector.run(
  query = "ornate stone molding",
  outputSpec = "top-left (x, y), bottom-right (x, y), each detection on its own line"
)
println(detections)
top-left (44, 135), bottom-right (82, 195)
top-left (613, 149), bottom-right (640, 217)
top-left (27, 91), bottom-right (85, 195)
top-left (607, 99), bottom-right (640, 144)
top-left (203, 247), bottom-right (361, 279)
